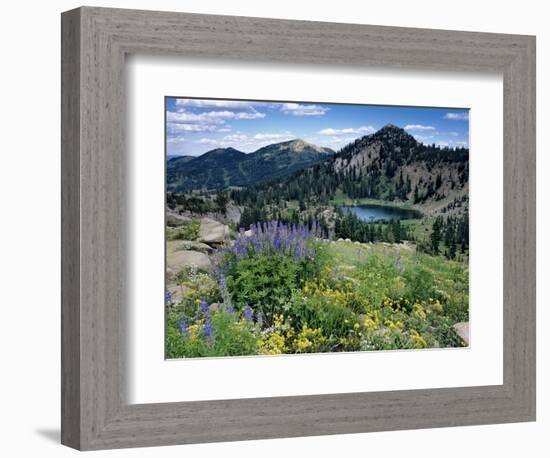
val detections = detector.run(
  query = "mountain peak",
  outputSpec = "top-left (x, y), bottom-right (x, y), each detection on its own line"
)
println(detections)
top-left (371, 124), bottom-right (417, 144)
top-left (265, 138), bottom-right (334, 155)
top-left (283, 138), bottom-right (312, 150)
top-left (378, 124), bottom-right (407, 134)
top-left (204, 146), bottom-right (245, 157)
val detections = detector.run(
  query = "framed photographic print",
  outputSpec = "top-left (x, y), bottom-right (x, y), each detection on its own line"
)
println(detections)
top-left (61, 6), bottom-right (536, 450)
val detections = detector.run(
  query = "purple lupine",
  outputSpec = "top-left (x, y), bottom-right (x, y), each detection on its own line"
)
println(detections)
top-left (293, 244), bottom-right (301, 261)
top-left (178, 319), bottom-right (189, 336)
top-left (203, 320), bottom-right (214, 345)
top-left (243, 304), bottom-right (253, 322)
top-left (165, 289), bottom-right (172, 305)
top-left (212, 220), bottom-right (321, 284)
top-left (200, 300), bottom-right (210, 315)
top-left (256, 310), bottom-right (264, 327)
top-left (226, 302), bottom-right (236, 316)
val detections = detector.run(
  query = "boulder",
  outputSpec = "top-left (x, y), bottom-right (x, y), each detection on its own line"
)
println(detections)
top-left (166, 284), bottom-right (184, 304)
top-left (167, 249), bottom-right (213, 273)
top-left (209, 303), bottom-right (221, 312)
top-left (166, 266), bottom-right (176, 282)
top-left (166, 211), bottom-right (192, 226)
top-left (167, 240), bottom-right (213, 253)
top-left (224, 203), bottom-right (242, 224)
top-left (452, 321), bottom-right (470, 346)
top-left (198, 217), bottom-right (230, 244)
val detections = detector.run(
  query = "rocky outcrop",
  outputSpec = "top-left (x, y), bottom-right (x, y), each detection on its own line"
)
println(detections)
top-left (452, 321), bottom-right (470, 346)
top-left (166, 211), bottom-right (192, 226)
top-left (167, 249), bottom-right (213, 274)
top-left (198, 217), bottom-right (230, 244)
top-left (167, 240), bottom-right (212, 253)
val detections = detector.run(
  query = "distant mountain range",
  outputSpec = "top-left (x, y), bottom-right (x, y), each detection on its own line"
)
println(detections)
top-left (167, 126), bottom-right (469, 210)
top-left (167, 139), bottom-right (335, 192)
top-left (233, 125), bottom-right (469, 209)
top-left (167, 154), bottom-right (194, 162)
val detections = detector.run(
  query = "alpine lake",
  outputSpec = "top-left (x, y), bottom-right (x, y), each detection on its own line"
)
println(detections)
top-left (340, 204), bottom-right (422, 222)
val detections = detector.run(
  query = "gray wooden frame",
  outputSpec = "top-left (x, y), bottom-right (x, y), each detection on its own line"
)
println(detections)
top-left (61, 6), bottom-right (536, 451)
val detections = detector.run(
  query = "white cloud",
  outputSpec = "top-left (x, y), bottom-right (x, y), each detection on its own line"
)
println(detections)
top-left (413, 135), bottom-right (434, 143)
top-left (253, 132), bottom-right (294, 141)
top-left (281, 103), bottom-right (329, 116)
top-left (166, 108), bottom-right (265, 137)
top-left (167, 136), bottom-right (186, 143)
top-left (195, 138), bottom-right (219, 145)
top-left (322, 136), bottom-right (357, 144)
top-left (454, 140), bottom-right (468, 147)
top-left (234, 111), bottom-right (266, 120)
top-left (318, 126), bottom-right (375, 135)
top-left (444, 112), bottom-right (469, 121)
top-left (168, 123), bottom-right (215, 132)
top-left (223, 134), bottom-right (249, 142)
top-left (175, 99), bottom-right (262, 109)
top-left (168, 109), bottom-right (264, 124)
top-left (168, 110), bottom-right (228, 124)
top-left (404, 124), bottom-right (436, 131)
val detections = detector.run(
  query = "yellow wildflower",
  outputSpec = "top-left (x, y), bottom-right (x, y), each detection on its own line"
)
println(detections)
top-left (413, 303), bottom-right (427, 319)
top-left (410, 329), bottom-right (428, 349)
top-left (432, 299), bottom-right (444, 313)
top-left (294, 325), bottom-right (327, 353)
top-left (257, 332), bottom-right (286, 355)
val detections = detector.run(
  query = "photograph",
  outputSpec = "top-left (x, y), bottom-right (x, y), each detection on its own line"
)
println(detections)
top-left (164, 97), bottom-right (470, 358)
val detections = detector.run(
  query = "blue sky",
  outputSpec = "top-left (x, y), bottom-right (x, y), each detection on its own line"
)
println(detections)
top-left (166, 97), bottom-right (469, 157)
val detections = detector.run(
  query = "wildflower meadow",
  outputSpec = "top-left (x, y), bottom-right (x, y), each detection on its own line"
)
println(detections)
top-left (166, 221), bottom-right (468, 358)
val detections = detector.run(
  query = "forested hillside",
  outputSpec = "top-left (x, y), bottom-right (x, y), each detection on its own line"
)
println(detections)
top-left (167, 139), bottom-right (334, 192)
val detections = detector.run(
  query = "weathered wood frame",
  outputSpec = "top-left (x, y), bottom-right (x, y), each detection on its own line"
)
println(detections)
top-left (61, 6), bottom-right (536, 450)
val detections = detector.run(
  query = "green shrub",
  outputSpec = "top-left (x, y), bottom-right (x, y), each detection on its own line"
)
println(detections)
top-left (402, 265), bottom-right (436, 303)
top-left (175, 220), bottom-right (201, 241)
top-left (226, 254), bottom-right (300, 324)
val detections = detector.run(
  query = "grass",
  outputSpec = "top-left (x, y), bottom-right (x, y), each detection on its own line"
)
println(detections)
top-left (329, 191), bottom-right (421, 211)
top-left (401, 217), bottom-right (433, 243)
